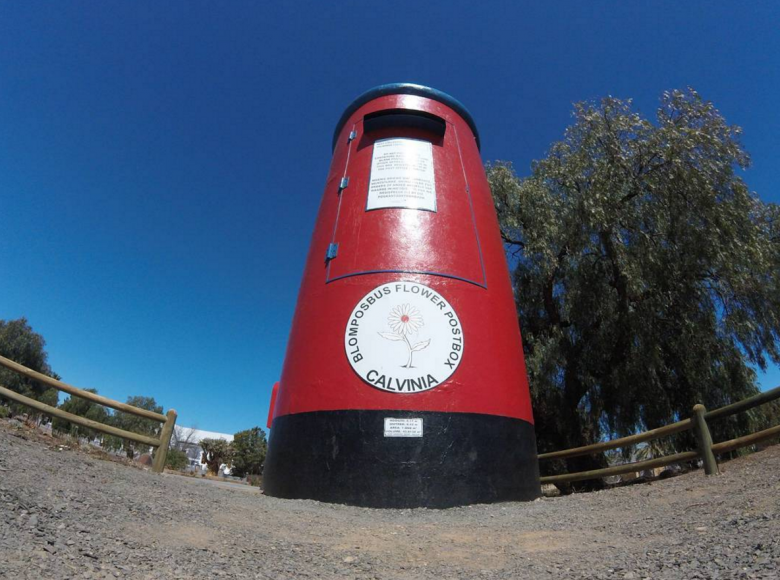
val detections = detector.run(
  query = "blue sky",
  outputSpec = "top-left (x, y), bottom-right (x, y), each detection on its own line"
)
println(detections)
top-left (1, 2), bottom-right (778, 434)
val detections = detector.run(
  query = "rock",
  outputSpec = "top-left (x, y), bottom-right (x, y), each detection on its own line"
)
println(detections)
top-left (43, 543), bottom-right (58, 554)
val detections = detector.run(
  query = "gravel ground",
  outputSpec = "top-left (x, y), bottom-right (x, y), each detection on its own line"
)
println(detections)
top-left (1, 420), bottom-right (778, 579)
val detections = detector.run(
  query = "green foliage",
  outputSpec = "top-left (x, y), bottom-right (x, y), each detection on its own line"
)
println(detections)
top-left (165, 448), bottom-right (189, 471)
top-left (0, 405), bottom-right (10, 419)
top-left (105, 396), bottom-right (163, 459)
top-left (230, 427), bottom-right (267, 478)
top-left (52, 389), bottom-right (110, 440)
top-left (0, 318), bottom-right (61, 419)
top-left (200, 438), bottom-right (232, 475)
top-left (487, 88), bottom-right (780, 474)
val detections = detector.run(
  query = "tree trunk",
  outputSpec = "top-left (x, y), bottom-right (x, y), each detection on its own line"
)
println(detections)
top-left (554, 365), bottom-right (608, 493)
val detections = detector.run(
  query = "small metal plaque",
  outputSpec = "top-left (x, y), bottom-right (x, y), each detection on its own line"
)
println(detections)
top-left (383, 417), bottom-right (423, 438)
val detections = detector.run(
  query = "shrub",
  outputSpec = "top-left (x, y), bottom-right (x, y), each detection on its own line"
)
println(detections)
top-left (165, 448), bottom-right (189, 471)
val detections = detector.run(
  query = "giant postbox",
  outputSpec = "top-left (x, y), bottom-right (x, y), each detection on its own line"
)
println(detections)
top-left (263, 84), bottom-right (540, 508)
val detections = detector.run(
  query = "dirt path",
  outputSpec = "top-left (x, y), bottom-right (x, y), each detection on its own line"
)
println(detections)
top-left (1, 420), bottom-right (778, 579)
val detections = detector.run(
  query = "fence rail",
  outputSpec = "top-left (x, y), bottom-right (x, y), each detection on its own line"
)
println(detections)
top-left (705, 387), bottom-right (780, 421)
top-left (539, 385), bottom-right (780, 486)
top-left (537, 418), bottom-right (692, 462)
top-left (541, 451), bottom-right (700, 485)
top-left (0, 354), bottom-right (176, 473)
top-left (0, 355), bottom-right (166, 422)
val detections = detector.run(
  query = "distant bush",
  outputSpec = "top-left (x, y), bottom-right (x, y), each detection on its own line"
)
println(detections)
top-left (246, 474), bottom-right (263, 488)
top-left (165, 448), bottom-right (189, 471)
top-left (0, 405), bottom-right (10, 419)
top-left (105, 396), bottom-right (164, 459)
top-left (52, 389), bottom-right (109, 440)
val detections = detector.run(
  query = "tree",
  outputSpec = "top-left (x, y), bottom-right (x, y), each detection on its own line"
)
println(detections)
top-left (171, 424), bottom-right (199, 451)
top-left (230, 427), bottom-right (267, 478)
top-left (52, 389), bottom-right (110, 440)
top-left (106, 396), bottom-right (163, 459)
top-left (200, 438), bottom-right (232, 475)
top-left (487, 88), bottom-right (780, 486)
top-left (0, 318), bottom-right (60, 420)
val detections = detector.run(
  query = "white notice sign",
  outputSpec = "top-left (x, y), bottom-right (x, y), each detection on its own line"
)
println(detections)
top-left (384, 417), bottom-right (424, 438)
top-left (367, 138), bottom-right (436, 212)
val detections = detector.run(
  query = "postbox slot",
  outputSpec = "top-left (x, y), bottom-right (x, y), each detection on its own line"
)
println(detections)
top-left (364, 109), bottom-right (446, 140)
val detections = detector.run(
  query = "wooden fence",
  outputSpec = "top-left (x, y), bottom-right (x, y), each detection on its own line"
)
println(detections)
top-left (0, 354), bottom-right (177, 473)
top-left (2, 351), bottom-right (778, 484)
top-left (538, 385), bottom-right (780, 485)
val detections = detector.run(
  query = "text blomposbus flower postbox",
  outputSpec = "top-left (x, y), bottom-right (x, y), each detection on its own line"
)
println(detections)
top-left (263, 84), bottom-right (540, 508)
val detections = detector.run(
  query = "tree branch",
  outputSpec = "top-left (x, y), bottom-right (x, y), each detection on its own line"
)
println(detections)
top-left (501, 230), bottom-right (525, 248)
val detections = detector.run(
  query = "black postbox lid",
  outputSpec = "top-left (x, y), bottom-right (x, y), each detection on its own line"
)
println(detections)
top-left (332, 83), bottom-right (480, 152)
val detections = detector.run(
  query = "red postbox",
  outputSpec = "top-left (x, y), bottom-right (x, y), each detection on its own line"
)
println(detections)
top-left (264, 84), bottom-right (540, 508)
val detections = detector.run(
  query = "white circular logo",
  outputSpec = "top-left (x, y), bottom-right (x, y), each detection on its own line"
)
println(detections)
top-left (344, 282), bottom-right (464, 393)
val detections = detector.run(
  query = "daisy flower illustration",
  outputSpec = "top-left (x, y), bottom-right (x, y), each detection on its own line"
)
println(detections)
top-left (387, 304), bottom-right (424, 335)
top-left (379, 304), bottom-right (430, 368)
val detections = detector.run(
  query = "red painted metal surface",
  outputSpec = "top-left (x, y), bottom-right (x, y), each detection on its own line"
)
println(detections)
top-left (267, 382), bottom-right (279, 429)
top-left (273, 92), bottom-right (534, 423)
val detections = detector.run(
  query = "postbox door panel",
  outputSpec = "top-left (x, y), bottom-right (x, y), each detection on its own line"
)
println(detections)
top-left (326, 120), bottom-right (486, 287)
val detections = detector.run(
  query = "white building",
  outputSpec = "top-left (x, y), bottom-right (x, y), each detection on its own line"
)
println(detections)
top-left (173, 426), bottom-right (233, 474)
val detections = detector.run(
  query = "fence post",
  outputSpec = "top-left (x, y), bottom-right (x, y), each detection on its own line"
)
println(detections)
top-left (152, 409), bottom-right (178, 474)
top-left (692, 404), bottom-right (718, 475)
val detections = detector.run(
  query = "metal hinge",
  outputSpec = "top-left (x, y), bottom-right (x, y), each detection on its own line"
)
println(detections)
top-left (348, 130), bottom-right (357, 141)
top-left (325, 243), bottom-right (339, 261)
top-left (339, 177), bottom-right (349, 191)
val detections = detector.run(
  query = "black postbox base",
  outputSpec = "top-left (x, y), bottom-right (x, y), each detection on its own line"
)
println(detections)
top-left (263, 410), bottom-right (540, 509)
